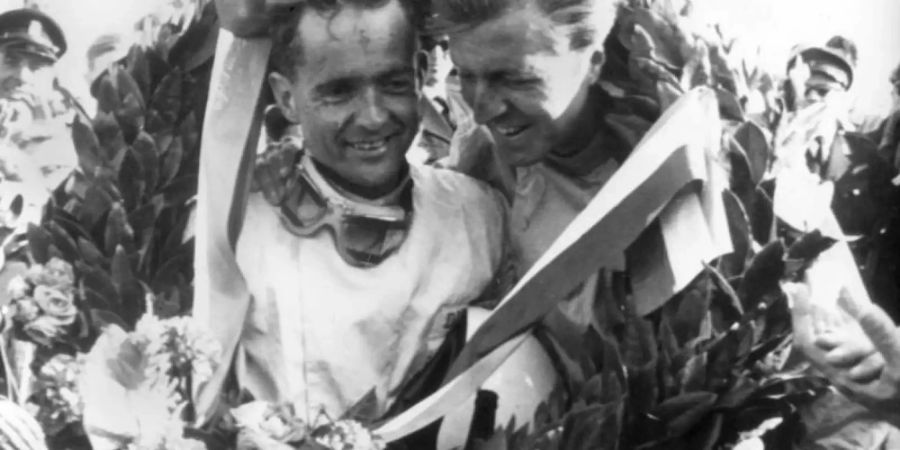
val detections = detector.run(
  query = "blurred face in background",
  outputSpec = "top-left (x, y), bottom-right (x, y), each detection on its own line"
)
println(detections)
top-left (424, 38), bottom-right (452, 90)
top-left (269, 0), bottom-right (422, 197)
top-left (795, 53), bottom-right (853, 112)
top-left (803, 77), bottom-right (848, 108)
top-left (0, 47), bottom-right (54, 102)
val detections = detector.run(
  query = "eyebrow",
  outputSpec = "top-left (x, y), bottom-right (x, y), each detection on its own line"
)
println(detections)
top-left (459, 65), bottom-right (538, 79)
top-left (312, 77), bottom-right (358, 96)
top-left (376, 67), bottom-right (415, 80)
top-left (312, 65), bottom-right (415, 92)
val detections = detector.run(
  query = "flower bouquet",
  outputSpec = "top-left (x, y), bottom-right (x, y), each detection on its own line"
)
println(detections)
top-left (77, 303), bottom-right (219, 450)
top-left (6, 258), bottom-right (85, 351)
top-left (228, 401), bottom-right (386, 450)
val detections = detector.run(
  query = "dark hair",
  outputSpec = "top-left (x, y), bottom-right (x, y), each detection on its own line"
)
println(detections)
top-left (431, 0), bottom-right (613, 51)
top-left (269, 0), bottom-right (428, 78)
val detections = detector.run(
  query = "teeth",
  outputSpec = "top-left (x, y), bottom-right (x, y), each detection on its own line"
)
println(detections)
top-left (348, 139), bottom-right (387, 151)
top-left (496, 125), bottom-right (526, 137)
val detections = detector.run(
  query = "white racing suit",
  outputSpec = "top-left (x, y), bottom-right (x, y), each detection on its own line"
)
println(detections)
top-left (231, 163), bottom-right (507, 420)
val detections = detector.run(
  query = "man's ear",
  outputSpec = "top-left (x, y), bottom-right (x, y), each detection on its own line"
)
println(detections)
top-left (415, 50), bottom-right (429, 89)
top-left (587, 49), bottom-right (605, 84)
top-left (268, 72), bottom-right (301, 123)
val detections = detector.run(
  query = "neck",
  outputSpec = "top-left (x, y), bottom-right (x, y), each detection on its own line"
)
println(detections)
top-left (312, 159), bottom-right (409, 202)
top-left (545, 87), bottom-right (613, 175)
top-left (556, 87), bottom-right (607, 155)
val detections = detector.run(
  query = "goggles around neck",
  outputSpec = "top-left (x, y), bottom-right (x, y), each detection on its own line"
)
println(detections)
top-left (278, 153), bottom-right (413, 268)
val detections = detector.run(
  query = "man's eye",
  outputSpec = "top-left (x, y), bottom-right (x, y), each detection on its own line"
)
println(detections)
top-left (502, 75), bottom-right (538, 87)
top-left (28, 60), bottom-right (49, 72)
top-left (382, 77), bottom-right (415, 94)
top-left (318, 83), bottom-right (354, 101)
top-left (3, 54), bottom-right (21, 66)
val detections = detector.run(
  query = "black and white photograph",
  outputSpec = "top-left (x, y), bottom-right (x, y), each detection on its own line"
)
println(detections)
top-left (0, 0), bottom-right (898, 448)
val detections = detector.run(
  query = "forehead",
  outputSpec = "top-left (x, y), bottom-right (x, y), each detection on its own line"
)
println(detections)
top-left (448, 4), bottom-right (567, 74)
top-left (296, 1), bottom-right (415, 79)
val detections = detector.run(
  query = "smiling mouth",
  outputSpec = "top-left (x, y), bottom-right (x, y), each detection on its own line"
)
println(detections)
top-left (346, 135), bottom-right (395, 153)
top-left (493, 124), bottom-right (529, 139)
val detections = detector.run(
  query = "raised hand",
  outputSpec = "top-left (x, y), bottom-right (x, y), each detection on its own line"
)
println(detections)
top-left (785, 280), bottom-right (900, 425)
top-left (829, 294), bottom-right (900, 420)
top-left (786, 282), bottom-right (879, 382)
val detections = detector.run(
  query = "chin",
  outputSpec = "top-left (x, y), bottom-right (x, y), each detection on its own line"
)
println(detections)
top-left (362, 159), bottom-right (405, 186)
top-left (496, 143), bottom-right (548, 168)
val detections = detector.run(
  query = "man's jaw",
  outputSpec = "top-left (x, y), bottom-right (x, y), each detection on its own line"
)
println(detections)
top-left (493, 136), bottom-right (548, 168)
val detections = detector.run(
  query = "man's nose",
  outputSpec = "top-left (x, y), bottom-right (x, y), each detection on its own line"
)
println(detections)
top-left (12, 62), bottom-right (34, 83)
top-left (356, 86), bottom-right (390, 130)
top-left (469, 80), bottom-right (506, 125)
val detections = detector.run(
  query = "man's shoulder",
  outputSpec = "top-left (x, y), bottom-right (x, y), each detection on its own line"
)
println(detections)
top-left (411, 163), bottom-right (506, 210)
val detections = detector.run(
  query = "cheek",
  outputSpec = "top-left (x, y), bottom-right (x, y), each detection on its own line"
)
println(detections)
top-left (460, 81), bottom-right (475, 108)
top-left (299, 95), bottom-right (348, 128)
top-left (386, 95), bottom-right (421, 129)
top-left (542, 75), bottom-right (585, 118)
top-left (535, 53), bottom-right (594, 117)
top-left (31, 68), bottom-right (54, 88)
top-left (502, 89), bottom-right (558, 128)
top-left (298, 107), bottom-right (344, 147)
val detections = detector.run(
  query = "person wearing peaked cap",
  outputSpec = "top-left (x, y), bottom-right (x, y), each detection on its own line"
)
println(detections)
top-left (0, 8), bottom-right (65, 103)
top-left (0, 8), bottom-right (72, 140)
top-left (0, 8), bottom-right (66, 60)
top-left (785, 36), bottom-right (857, 112)
top-left (0, 9), bottom-right (78, 228)
top-left (777, 36), bottom-right (860, 182)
